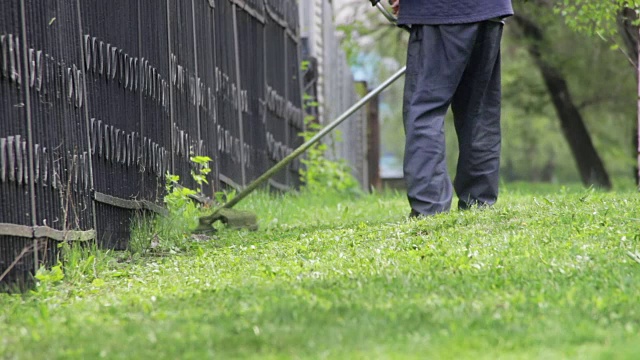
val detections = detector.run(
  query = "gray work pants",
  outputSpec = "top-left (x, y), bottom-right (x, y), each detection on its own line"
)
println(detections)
top-left (403, 21), bottom-right (504, 215)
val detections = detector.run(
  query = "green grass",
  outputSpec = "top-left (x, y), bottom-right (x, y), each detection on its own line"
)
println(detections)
top-left (2, 183), bottom-right (640, 359)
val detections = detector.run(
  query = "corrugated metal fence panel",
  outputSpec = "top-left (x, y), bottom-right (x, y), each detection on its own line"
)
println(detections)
top-left (192, 0), bottom-right (220, 196)
top-left (0, 1), bottom-right (38, 286)
top-left (1, 0), bottom-right (305, 287)
top-left (25, 0), bottom-right (92, 268)
top-left (263, 0), bottom-right (290, 190)
top-left (168, 0), bottom-right (198, 194)
top-left (138, 0), bottom-right (173, 203)
top-left (216, 0), bottom-right (244, 189)
top-left (80, 1), bottom-right (142, 249)
top-left (235, 0), bottom-right (268, 185)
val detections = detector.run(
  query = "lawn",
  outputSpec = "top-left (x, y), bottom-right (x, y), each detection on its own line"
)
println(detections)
top-left (1, 184), bottom-right (640, 359)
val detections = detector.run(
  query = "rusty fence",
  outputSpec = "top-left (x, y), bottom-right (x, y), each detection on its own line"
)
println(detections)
top-left (0, 0), bottom-right (305, 286)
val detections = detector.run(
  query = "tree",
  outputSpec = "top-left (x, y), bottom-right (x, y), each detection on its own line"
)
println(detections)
top-left (555, 0), bottom-right (640, 187)
top-left (512, 6), bottom-right (612, 188)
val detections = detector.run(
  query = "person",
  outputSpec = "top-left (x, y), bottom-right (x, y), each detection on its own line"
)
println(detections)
top-left (390, 0), bottom-right (513, 217)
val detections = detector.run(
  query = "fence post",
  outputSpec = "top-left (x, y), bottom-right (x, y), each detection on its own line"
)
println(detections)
top-left (75, 0), bottom-right (97, 243)
top-left (363, 82), bottom-right (381, 192)
top-left (232, 3), bottom-right (247, 188)
top-left (356, 81), bottom-right (380, 192)
top-left (18, 0), bottom-right (38, 271)
top-left (166, 0), bottom-right (176, 176)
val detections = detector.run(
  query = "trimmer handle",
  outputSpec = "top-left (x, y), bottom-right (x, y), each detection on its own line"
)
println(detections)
top-left (369, 0), bottom-right (410, 31)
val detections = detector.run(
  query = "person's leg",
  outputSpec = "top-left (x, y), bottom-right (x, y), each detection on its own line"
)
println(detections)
top-left (450, 21), bottom-right (504, 210)
top-left (403, 24), bottom-right (480, 216)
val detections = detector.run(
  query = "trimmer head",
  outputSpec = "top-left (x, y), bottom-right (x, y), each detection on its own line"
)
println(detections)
top-left (194, 208), bottom-right (259, 234)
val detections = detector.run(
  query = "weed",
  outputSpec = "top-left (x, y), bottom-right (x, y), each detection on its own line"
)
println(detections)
top-left (130, 155), bottom-right (220, 254)
top-left (299, 100), bottom-right (361, 195)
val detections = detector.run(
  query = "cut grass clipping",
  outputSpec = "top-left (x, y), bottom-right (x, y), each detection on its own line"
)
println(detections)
top-left (1, 184), bottom-right (640, 359)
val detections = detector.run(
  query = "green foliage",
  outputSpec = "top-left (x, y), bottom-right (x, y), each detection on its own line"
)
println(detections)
top-left (58, 242), bottom-right (118, 284)
top-left (3, 185), bottom-right (640, 358)
top-left (130, 156), bottom-right (217, 254)
top-left (555, 0), bottom-right (640, 35)
top-left (32, 263), bottom-right (65, 298)
top-left (336, 24), bottom-right (362, 67)
top-left (214, 188), bottom-right (236, 205)
top-left (23, 241), bottom-right (128, 299)
top-left (34, 263), bottom-right (64, 285)
top-left (163, 174), bottom-right (197, 213)
top-left (299, 116), bottom-right (361, 195)
top-left (165, 156), bottom-right (213, 213)
top-left (190, 155), bottom-right (213, 194)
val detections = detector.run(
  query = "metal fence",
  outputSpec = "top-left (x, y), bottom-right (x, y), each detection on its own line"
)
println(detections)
top-left (0, 0), bottom-right (304, 286)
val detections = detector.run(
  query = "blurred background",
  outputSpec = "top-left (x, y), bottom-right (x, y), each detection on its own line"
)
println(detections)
top-left (325, 0), bottom-right (639, 190)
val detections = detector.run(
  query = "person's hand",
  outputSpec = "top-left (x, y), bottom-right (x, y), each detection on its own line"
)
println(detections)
top-left (391, 0), bottom-right (399, 16)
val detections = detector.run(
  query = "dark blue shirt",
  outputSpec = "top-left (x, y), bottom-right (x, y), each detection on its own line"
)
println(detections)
top-left (397, 0), bottom-right (513, 25)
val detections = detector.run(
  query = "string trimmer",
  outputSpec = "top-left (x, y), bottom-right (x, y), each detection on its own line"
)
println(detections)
top-left (194, 0), bottom-right (406, 233)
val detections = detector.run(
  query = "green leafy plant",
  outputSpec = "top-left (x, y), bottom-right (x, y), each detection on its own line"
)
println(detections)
top-left (130, 156), bottom-right (216, 254)
top-left (32, 263), bottom-right (65, 297)
top-left (34, 263), bottom-right (64, 284)
top-left (164, 155), bottom-right (213, 215)
top-left (190, 155), bottom-right (213, 194)
top-left (299, 99), bottom-right (361, 195)
top-left (214, 188), bottom-right (236, 205)
top-left (164, 173), bottom-right (197, 215)
top-left (554, 0), bottom-right (640, 36)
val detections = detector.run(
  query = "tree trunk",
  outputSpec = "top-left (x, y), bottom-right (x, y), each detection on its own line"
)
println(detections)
top-left (513, 14), bottom-right (612, 189)
top-left (616, 7), bottom-right (640, 188)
